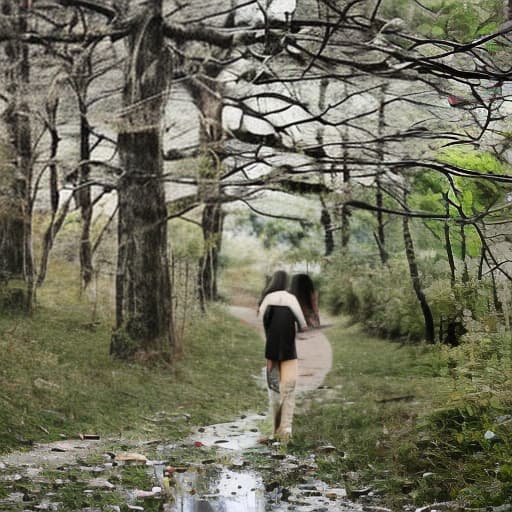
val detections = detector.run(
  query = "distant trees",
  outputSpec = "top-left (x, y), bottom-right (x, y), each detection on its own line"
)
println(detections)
top-left (1, 0), bottom-right (511, 351)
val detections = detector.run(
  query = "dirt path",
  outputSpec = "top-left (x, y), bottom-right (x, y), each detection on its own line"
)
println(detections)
top-left (228, 305), bottom-right (333, 392)
top-left (0, 307), bottom-right (371, 512)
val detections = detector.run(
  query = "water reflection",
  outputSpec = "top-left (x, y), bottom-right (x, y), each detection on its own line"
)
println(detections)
top-left (170, 467), bottom-right (265, 512)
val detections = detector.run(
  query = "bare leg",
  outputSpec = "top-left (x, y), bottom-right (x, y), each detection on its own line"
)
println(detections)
top-left (266, 359), bottom-right (280, 392)
top-left (275, 358), bottom-right (297, 441)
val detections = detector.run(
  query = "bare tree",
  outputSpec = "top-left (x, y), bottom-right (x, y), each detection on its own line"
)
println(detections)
top-left (0, 0), bottom-right (34, 311)
top-left (110, 0), bottom-right (178, 359)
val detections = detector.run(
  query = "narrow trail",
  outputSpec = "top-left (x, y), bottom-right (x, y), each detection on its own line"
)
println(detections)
top-left (0, 306), bottom-right (370, 512)
top-left (228, 305), bottom-right (333, 392)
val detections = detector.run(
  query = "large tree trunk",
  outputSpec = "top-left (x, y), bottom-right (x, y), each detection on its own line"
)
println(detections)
top-left (0, 0), bottom-right (34, 311)
top-left (403, 196), bottom-right (435, 343)
top-left (0, 140), bottom-right (24, 279)
top-left (110, 3), bottom-right (178, 360)
top-left (0, 0), bottom-right (24, 282)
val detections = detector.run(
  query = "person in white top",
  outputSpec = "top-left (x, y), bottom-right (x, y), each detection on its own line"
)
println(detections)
top-left (257, 270), bottom-right (307, 441)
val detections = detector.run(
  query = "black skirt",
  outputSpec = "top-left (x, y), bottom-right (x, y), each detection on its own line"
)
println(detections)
top-left (263, 305), bottom-right (298, 361)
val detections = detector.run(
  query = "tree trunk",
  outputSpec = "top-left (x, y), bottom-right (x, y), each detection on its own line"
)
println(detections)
top-left (0, 0), bottom-right (34, 311)
top-left (187, 71), bottom-right (225, 306)
top-left (0, 141), bottom-right (24, 279)
top-left (198, 202), bottom-right (224, 304)
top-left (375, 84), bottom-right (388, 264)
top-left (37, 96), bottom-right (63, 287)
top-left (403, 195), bottom-right (435, 343)
top-left (442, 193), bottom-right (456, 287)
top-left (0, 0), bottom-right (24, 281)
top-left (316, 79), bottom-right (334, 256)
top-left (78, 95), bottom-right (93, 289)
top-left (490, 270), bottom-right (503, 313)
top-left (110, 3), bottom-right (178, 360)
top-left (458, 224), bottom-right (469, 284)
top-left (375, 178), bottom-right (388, 263)
top-left (340, 83), bottom-right (351, 249)
top-left (340, 143), bottom-right (351, 248)
top-left (320, 198), bottom-right (334, 256)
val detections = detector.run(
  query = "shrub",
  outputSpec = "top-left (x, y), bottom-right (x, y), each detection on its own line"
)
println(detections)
top-left (322, 255), bottom-right (424, 340)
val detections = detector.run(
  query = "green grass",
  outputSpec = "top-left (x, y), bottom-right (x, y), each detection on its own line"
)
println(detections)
top-left (0, 282), bottom-right (266, 453)
top-left (4, 254), bottom-right (512, 509)
top-left (290, 318), bottom-right (512, 508)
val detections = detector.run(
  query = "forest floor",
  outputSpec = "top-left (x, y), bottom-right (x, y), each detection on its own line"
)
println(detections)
top-left (2, 296), bottom-right (497, 511)
top-left (0, 305), bottom-right (375, 512)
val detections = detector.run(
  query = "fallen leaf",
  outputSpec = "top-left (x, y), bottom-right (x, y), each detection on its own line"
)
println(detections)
top-left (88, 478), bottom-right (115, 489)
top-left (114, 452), bottom-right (147, 463)
top-left (165, 466), bottom-right (188, 474)
top-left (79, 433), bottom-right (100, 440)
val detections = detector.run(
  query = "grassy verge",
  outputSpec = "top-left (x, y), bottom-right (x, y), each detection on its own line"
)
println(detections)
top-left (0, 296), bottom-right (266, 453)
top-left (291, 318), bottom-right (512, 508)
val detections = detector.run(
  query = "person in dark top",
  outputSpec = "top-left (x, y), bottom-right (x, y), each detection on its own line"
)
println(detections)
top-left (258, 270), bottom-right (306, 441)
top-left (290, 273), bottom-right (320, 328)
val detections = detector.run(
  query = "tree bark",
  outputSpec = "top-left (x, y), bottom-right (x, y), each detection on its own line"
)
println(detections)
top-left (442, 193), bottom-right (456, 287)
top-left (110, 2), bottom-right (178, 360)
top-left (187, 71), bottom-right (225, 306)
top-left (0, 140), bottom-right (24, 280)
top-left (459, 224), bottom-right (469, 284)
top-left (375, 84), bottom-right (388, 264)
top-left (403, 194), bottom-right (435, 343)
top-left (340, 84), bottom-right (351, 249)
top-left (320, 197), bottom-right (334, 256)
top-left (37, 96), bottom-right (63, 287)
top-left (198, 202), bottom-right (224, 305)
top-left (316, 78), bottom-right (333, 256)
top-left (78, 94), bottom-right (93, 289)
top-left (0, 0), bottom-right (34, 311)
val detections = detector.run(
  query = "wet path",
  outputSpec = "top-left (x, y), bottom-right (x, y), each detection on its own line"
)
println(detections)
top-left (228, 305), bottom-right (333, 392)
top-left (0, 307), bottom-right (374, 512)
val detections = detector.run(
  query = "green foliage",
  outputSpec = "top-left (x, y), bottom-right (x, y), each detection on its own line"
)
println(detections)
top-left (290, 312), bottom-right (512, 508)
top-left (382, 0), bottom-right (504, 42)
top-left (0, 267), bottom-right (266, 453)
top-left (244, 212), bottom-right (313, 250)
top-left (291, 319), bottom-right (448, 508)
top-left (411, 147), bottom-right (512, 262)
top-left (168, 218), bottom-right (203, 260)
top-left (322, 254), bottom-right (427, 341)
top-left (0, 279), bottom-right (27, 311)
top-left (322, 243), bottom-right (501, 345)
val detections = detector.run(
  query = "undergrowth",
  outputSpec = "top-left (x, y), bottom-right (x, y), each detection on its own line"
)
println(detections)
top-left (291, 318), bottom-right (512, 508)
top-left (0, 271), bottom-right (266, 453)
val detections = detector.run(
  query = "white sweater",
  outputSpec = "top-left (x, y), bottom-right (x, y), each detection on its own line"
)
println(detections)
top-left (258, 290), bottom-right (307, 330)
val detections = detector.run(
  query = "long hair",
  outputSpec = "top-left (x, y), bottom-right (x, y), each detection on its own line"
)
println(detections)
top-left (290, 273), bottom-right (315, 310)
top-left (258, 270), bottom-right (289, 306)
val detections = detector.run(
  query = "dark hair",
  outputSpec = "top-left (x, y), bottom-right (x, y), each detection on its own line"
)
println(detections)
top-left (290, 273), bottom-right (315, 310)
top-left (258, 270), bottom-right (289, 306)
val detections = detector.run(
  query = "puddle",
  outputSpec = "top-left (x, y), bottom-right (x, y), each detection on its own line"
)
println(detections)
top-left (188, 413), bottom-right (267, 451)
top-left (0, 412), bottom-right (367, 512)
top-left (164, 466), bottom-right (265, 512)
